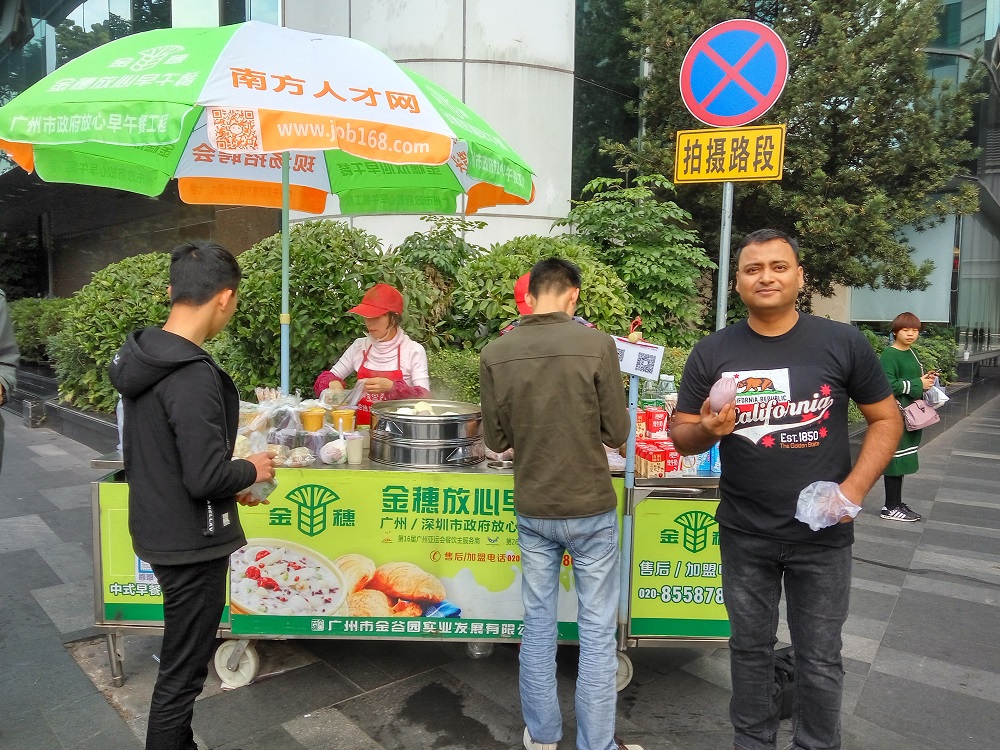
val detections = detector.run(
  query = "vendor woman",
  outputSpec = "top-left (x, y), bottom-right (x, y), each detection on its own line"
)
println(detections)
top-left (313, 283), bottom-right (430, 425)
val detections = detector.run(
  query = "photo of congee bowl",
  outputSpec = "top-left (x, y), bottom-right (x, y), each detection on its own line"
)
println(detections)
top-left (230, 539), bottom-right (347, 616)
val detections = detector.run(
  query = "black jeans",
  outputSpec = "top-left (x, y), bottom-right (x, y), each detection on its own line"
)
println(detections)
top-left (146, 556), bottom-right (229, 750)
top-left (720, 526), bottom-right (852, 750)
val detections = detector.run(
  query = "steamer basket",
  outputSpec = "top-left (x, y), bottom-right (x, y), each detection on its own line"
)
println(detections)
top-left (368, 435), bottom-right (485, 468)
top-left (369, 400), bottom-right (484, 468)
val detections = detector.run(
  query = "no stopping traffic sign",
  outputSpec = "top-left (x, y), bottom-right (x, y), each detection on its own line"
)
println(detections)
top-left (679, 19), bottom-right (788, 128)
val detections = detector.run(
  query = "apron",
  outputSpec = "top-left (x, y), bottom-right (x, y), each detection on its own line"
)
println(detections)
top-left (355, 344), bottom-right (403, 426)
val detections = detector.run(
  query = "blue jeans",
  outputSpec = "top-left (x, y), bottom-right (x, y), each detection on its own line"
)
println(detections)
top-left (517, 509), bottom-right (620, 750)
top-left (720, 526), bottom-right (852, 750)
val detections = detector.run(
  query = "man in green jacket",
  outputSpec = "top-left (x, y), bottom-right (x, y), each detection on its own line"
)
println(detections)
top-left (0, 288), bottom-right (20, 474)
top-left (480, 258), bottom-right (638, 750)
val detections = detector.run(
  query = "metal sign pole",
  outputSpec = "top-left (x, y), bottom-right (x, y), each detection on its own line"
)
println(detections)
top-left (715, 180), bottom-right (734, 331)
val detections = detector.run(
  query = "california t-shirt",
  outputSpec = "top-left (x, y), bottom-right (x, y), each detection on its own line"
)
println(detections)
top-left (676, 314), bottom-right (892, 546)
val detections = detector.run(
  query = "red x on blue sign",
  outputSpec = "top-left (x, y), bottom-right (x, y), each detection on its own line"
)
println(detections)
top-left (679, 19), bottom-right (789, 128)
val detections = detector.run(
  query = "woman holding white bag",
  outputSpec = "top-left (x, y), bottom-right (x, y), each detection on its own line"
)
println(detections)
top-left (879, 312), bottom-right (937, 522)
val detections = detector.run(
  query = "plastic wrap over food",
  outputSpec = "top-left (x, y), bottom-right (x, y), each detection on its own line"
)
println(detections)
top-left (320, 439), bottom-right (347, 465)
top-left (794, 481), bottom-right (861, 531)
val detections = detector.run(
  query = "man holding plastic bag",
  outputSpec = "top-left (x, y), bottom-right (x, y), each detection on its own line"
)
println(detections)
top-left (670, 229), bottom-right (901, 750)
top-left (110, 242), bottom-right (276, 750)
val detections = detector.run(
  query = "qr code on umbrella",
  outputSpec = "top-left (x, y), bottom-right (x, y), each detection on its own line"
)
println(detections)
top-left (209, 108), bottom-right (261, 152)
top-left (635, 352), bottom-right (656, 375)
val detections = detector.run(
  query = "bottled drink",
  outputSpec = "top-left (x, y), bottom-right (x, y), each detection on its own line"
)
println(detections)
top-left (639, 376), bottom-right (662, 410)
top-left (660, 374), bottom-right (678, 419)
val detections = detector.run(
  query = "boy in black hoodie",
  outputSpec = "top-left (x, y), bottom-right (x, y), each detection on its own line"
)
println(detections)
top-left (110, 241), bottom-right (275, 750)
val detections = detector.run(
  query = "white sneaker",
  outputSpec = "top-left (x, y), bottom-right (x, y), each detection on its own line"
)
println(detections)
top-left (613, 738), bottom-right (644, 750)
top-left (523, 727), bottom-right (557, 750)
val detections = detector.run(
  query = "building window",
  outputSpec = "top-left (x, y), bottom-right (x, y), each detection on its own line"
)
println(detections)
top-left (220, 0), bottom-right (278, 26)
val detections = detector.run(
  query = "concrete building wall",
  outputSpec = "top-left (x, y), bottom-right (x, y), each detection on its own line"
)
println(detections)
top-left (284, 0), bottom-right (574, 248)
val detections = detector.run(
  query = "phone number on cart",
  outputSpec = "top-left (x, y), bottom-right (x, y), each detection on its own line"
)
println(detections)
top-left (635, 585), bottom-right (725, 605)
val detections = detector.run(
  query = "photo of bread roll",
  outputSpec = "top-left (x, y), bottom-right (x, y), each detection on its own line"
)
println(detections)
top-left (391, 599), bottom-right (423, 617)
top-left (347, 589), bottom-right (394, 617)
top-left (366, 561), bottom-right (446, 603)
top-left (335, 553), bottom-right (376, 593)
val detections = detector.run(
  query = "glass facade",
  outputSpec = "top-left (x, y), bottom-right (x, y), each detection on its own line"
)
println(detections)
top-left (852, 0), bottom-right (1000, 355)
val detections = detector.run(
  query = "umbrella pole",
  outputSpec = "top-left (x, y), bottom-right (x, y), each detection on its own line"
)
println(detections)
top-left (280, 151), bottom-right (290, 395)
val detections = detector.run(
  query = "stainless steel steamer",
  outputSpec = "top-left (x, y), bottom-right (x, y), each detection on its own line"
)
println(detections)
top-left (369, 400), bottom-right (485, 468)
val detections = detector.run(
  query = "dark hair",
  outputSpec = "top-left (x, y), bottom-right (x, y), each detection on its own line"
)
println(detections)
top-left (169, 241), bottom-right (242, 306)
top-left (528, 258), bottom-right (581, 299)
top-left (735, 229), bottom-right (801, 266)
top-left (891, 311), bottom-right (922, 334)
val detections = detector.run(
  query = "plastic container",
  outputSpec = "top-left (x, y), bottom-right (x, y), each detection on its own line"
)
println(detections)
top-left (345, 432), bottom-right (365, 464)
top-left (300, 407), bottom-right (326, 432)
top-left (330, 408), bottom-right (356, 432)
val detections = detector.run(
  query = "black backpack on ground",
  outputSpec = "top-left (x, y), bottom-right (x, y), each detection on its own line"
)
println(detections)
top-left (772, 646), bottom-right (796, 720)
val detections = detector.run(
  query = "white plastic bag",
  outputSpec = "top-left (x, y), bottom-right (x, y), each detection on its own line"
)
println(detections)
top-left (794, 481), bottom-right (861, 531)
top-left (923, 379), bottom-right (949, 409)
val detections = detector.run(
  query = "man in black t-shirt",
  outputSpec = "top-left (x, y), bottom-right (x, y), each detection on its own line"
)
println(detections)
top-left (671, 229), bottom-right (901, 750)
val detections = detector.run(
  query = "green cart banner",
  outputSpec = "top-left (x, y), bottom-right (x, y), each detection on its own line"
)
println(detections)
top-left (97, 470), bottom-right (627, 640)
top-left (629, 498), bottom-right (730, 638)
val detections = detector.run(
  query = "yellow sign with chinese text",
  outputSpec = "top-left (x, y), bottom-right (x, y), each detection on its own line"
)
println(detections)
top-left (674, 124), bottom-right (785, 183)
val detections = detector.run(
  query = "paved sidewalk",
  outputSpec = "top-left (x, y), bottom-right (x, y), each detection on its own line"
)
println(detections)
top-left (3, 384), bottom-right (1000, 749)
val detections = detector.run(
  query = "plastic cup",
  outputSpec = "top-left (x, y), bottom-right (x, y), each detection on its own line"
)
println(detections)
top-left (300, 407), bottom-right (326, 432)
top-left (331, 408), bottom-right (355, 432)
top-left (345, 432), bottom-right (364, 464)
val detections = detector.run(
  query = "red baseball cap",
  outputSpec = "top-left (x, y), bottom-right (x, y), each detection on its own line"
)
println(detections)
top-left (349, 283), bottom-right (404, 317)
top-left (513, 273), bottom-right (533, 315)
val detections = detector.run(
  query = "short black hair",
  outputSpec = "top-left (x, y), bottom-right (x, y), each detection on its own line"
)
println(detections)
top-left (735, 229), bottom-right (801, 266)
top-left (528, 258), bottom-right (581, 299)
top-left (169, 241), bottom-right (242, 306)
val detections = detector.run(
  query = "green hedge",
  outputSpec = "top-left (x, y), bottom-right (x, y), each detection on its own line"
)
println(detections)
top-left (48, 253), bottom-right (171, 412)
top-left (216, 220), bottom-right (443, 397)
top-left (427, 347), bottom-right (481, 404)
top-left (451, 235), bottom-right (634, 349)
top-left (8, 297), bottom-right (70, 362)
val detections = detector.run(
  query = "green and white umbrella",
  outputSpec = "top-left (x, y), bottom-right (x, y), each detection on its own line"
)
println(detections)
top-left (0, 21), bottom-right (534, 391)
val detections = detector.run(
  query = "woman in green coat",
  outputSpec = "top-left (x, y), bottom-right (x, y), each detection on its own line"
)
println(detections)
top-left (880, 312), bottom-right (936, 522)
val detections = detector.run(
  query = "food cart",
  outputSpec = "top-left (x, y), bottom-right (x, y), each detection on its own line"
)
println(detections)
top-left (92, 391), bottom-right (728, 691)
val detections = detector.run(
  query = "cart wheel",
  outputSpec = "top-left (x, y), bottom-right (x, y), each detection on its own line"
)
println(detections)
top-left (466, 642), bottom-right (494, 659)
top-left (615, 651), bottom-right (633, 692)
top-left (214, 640), bottom-right (259, 688)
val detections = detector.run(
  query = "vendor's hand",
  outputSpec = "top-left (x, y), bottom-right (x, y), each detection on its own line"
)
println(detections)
top-left (362, 377), bottom-right (395, 394)
top-left (247, 451), bottom-right (277, 483)
top-left (236, 490), bottom-right (268, 507)
top-left (326, 381), bottom-right (345, 392)
top-left (699, 397), bottom-right (736, 438)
